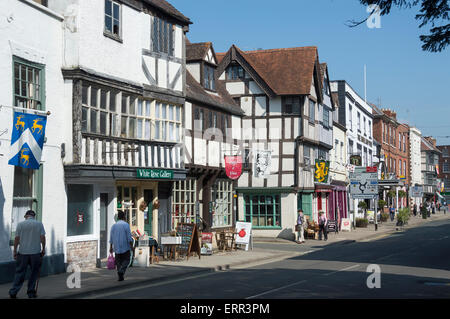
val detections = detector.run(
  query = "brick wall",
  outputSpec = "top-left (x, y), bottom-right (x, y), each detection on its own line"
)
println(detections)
top-left (66, 241), bottom-right (98, 270)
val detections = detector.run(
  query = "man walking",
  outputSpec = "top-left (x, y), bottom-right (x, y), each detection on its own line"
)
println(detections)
top-left (389, 205), bottom-right (395, 222)
top-left (110, 211), bottom-right (133, 281)
top-left (9, 210), bottom-right (46, 299)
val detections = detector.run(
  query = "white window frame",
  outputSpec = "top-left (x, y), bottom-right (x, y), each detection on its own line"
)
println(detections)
top-left (104, 0), bottom-right (122, 39)
top-left (172, 179), bottom-right (197, 229)
top-left (211, 180), bottom-right (233, 228)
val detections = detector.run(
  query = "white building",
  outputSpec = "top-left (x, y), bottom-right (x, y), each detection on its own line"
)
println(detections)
top-left (409, 126), bottom-right (422, 207)
top-left (0, 0), bottom-right (67, 282)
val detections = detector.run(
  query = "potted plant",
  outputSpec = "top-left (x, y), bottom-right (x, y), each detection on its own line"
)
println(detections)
top-left (396, 208), bottom-right (411, 227)
top-left (358, 201), bottom-right (368, 219)
top-left (356, 218), bottom-right (369, 228)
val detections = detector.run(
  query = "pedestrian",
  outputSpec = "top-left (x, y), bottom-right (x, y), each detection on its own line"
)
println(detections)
top-left (427, 201), bottom-right (431, 217)
top-left (389, 205), bottom-right (395, 222)
top-left (437, 202), bottom-right (441, 212)
top-left (296, 209), bottom-right (305, 244)
top-left (413, 203), bottom-right (417, 217)
top-left (9, 210), bottom-right (46, 299)
top-left (432, 201), bottom-right (436, 215)
top-left (318, 211), bottom-right (328, 241)
top-left (110, 211), bottom-right (133, 282)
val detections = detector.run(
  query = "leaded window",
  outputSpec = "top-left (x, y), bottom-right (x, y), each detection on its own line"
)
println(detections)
top-left (152, 16), bottom-right (174, 56)
top-left (211, 180), bottom-right (233, 228)
top-left (203, 64), bottom-right (215, 91)
top-left (244, 195), bottom-right (281, 228)
top-left (172, 179), bottom-right (197, 228)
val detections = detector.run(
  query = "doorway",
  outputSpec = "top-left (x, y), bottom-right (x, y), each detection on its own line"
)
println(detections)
top-left (99, 193), bottom-right (109, 259)
top-left (143, 189), bottom-right (153, 236)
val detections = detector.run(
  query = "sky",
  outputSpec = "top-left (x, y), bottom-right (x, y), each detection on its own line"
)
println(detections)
top-left (170, 0), bottom-right (450, 145)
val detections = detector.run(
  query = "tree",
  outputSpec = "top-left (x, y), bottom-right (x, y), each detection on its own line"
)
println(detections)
top-left (348, 0), bottom-right (450, 52)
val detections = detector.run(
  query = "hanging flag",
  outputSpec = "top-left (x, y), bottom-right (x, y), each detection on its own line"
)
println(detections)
top-left (8, 111), bottom-right (47, 170)
top-left (224, 155), bottom-right (243, 180)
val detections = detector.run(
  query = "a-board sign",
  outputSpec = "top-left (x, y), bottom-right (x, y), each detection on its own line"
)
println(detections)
top-left (176, 223), bottom-right (201, 260)
top-left (341, 218), bottom-right (351, 231)
top-left (235, 221), bottom-right (252, 245)
top-left (201, 232), bottom-right (213, 255)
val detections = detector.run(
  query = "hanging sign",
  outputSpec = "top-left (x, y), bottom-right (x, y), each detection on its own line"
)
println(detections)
top-left (253, 150), bottom-right (271, 179)
top-left (224, 155), bottom-right (243, 180)
top-left (314, 160), bottom-right (330, 183)
top-left (9, 111), bottom-right (47, 169)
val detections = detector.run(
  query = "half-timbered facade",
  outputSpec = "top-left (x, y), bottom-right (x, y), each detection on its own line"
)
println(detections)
top-left (49, 0), bottom-right (191, 268)
top-left (182, 41), bottom-right (243, 232)
top-left (217, 45), bottom-right (333, 239)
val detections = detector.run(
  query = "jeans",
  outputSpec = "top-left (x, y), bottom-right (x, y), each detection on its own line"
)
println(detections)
top-left (319, 224), bottom-right (328, 240)
top-left (9, 253), bottom-right (41, 296)
top-left (390, 213), bottom-right (395, 221)
top-left (115, 250), bottom-right (131, 277)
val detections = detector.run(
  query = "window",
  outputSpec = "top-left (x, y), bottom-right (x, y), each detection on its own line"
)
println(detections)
top-left (104, 0), bottom-right (121, 38)
top-left (14, 57), bottom-right (44, 110)
top-left (443, 148), bottom-right (449, 157)
top-left (369, 149), bottom-right (372, 166)
top-left (283, 96), bottom-right (301, 114)
top-left (244, 195), bottom-right (281, 228)
top-left (444, 163), bottom-right (450, 172)
top-left (172, 179), bottom-right (197, 228)
top-left (348, 140), bottom-right (354, 161)
top-left (203, 64), bottom-right (215, 91)
top-left (152, 16), bottom-right (174, 56)
top-left (404, 160), bottom-right (407, 176)
top-left (194, 107), bottom-right (204, 131)
top-left (368, 121), bottom-right (372, 138)
top-left (11, 166), bottom-right (43, 245)
top-left (67, 184), bottom-right (94, 236)
top-left (211, 180), bottom-right (233, 228)
top-left (154, 102), bottom-right (181, 142)
top-left (363, 117), bottom-right (366, 135)
top-left (309, 99), bottom-right (315, 123)
top-left (357, 112), bottom-right (361, 132)
top-left (226, 65), bottom-right (245, 80)
top-left (348, 104), bottom-right (353, 131)
top-left (304, 145), bottom-right (311, 166)
top-left (318, 148), bottom-right (327, 161)
top-left (323, 107), bottom-right (330, 128)
top-left (323, 78), bottom-right (329, 96)
top-left (399, 160), bottom-right (402, 176)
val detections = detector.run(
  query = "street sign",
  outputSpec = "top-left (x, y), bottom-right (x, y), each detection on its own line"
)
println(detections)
top-left (349, 167), bottom-right (378, 199)
top-left (410, 185), bottom-right (423, 198)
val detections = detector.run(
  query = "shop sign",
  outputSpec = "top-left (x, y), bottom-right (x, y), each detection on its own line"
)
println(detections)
top-left (235, 221), bottom-right (252, 245)
top-left (314, 160), bottom-right (330, 183)
top-left (341, 218), bottom-right (351, 231)
top-left (137, 169), bottom-right (173, 179)
top-left (224, 155), bottom-right (243, 180)
top-left (201, 232), bottom-right (213, 255)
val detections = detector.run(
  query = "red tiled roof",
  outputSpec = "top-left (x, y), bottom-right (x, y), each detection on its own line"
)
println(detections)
top-left (186, 42), bottom-right (212, 62)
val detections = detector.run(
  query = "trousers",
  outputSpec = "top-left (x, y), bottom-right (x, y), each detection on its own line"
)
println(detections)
top-left (319, 224), bottom-right (328, 240)
top-left (9, 253), bottom-right (41, 296)
top-left (115, 250), bottom-right (131, 276)
top-left (297, 224), bottom-right (305, 242)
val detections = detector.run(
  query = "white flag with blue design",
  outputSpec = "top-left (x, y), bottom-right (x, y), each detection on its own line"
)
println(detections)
top-left (8, 111), bottom-right (47, 170)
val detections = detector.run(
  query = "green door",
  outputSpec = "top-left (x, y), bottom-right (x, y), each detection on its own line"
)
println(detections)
top-left (301, 193), bottom-right (313, 219)
top-left (144, 189), bottom-right (153, 236)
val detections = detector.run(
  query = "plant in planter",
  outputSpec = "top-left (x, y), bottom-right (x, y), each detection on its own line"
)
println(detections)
top-left (356, 218), bottom-right (369, 228)
top-left (421, 205), bottom-right (428, 219)
top-left (378, 200), bottom-right (386, 209)
top-left (397, 208), bottom-right (411, 226)
top-left (358, 201), bottom-right (368, 219)
top-left (380, 212), bottom-right (389, 222)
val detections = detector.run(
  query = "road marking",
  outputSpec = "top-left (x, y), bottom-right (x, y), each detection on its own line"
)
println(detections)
top-left (323, 264), bottom-right (360, 276)
top-left (246, 280), bottom-right (308, 299)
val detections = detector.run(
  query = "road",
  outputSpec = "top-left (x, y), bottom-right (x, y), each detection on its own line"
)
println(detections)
top-left (84, 218), bottom-right (450, 299)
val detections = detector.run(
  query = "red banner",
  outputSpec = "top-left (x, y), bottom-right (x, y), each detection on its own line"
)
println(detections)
top-left (224, 155), bottom-right (243, 180)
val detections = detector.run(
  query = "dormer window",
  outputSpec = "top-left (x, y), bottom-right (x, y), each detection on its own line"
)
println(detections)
top-left (227, 65), bottom-right (245, 80)
top-left (323, 77), bottom-right (329, 96)
top-left (203, 64), bottom-right (215, 91)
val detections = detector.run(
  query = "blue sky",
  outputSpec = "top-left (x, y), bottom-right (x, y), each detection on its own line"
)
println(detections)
top-left (171, 0), bottom-right (450, 145)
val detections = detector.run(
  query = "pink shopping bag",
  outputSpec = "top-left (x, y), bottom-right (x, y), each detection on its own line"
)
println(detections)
top-left (107, 253), bottom-right (115, 270)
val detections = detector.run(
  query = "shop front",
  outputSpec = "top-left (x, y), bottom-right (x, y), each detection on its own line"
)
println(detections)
top-left (330, 181), bottom-right (349, 226)
top-left (314, 184), bottom-right (334, 222)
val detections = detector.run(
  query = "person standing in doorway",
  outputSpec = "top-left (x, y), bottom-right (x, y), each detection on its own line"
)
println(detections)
top-left (110, 211), bottom-right (133, 282)
top-left (318, 211), bottom-right (328, 241)
top-left (296, 209), bottom-right (305, 244)
top-left (389, 205), bottom-right (395, 222)
top-left (9, 210), bottom-right (46, 299)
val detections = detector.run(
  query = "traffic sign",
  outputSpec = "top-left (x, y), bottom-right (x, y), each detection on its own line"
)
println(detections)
top-left (350, 167), bottom-right (378, 199)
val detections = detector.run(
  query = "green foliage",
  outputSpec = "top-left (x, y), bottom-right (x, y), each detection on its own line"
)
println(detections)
top-left (397, 208), bottom-right (411, 224)
top-left (398, 190), bottom-right (407, 198)
top-left (378, 199), bottom-right (386, 208)
top-left (356, 218), bottom-right (369, 228)
top-left (387, 190), bottom-right (396, 198)
top-left (381, 212), bottom-right (389, 222)
top-left (358, 201), bottom-right (368, 210)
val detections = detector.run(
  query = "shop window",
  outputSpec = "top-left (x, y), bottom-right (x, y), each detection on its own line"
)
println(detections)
top-left (244, 195), bottom-right (281, 228)
top-left (67, 184), bottom-right (94, 236)
top-left (172, 179), bottom-right (197, 228)
top-left (211, 180), bottom-right (233, 228)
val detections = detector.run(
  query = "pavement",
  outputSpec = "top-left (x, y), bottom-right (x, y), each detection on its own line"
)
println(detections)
top-left (1, 210), bottom-right (449, 299)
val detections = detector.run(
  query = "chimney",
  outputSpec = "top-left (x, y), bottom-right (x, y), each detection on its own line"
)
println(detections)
top-left (425, 136), bottom-right (437, 147)
top-left (382, 108), bottom-right (397, 120)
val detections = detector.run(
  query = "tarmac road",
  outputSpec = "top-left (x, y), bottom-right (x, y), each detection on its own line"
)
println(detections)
top-left (84, 218), bottom-right (450, 299)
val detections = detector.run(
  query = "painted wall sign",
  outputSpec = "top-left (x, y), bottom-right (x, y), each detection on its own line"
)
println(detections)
top-left (137, 169), bottom-right (174, 179)
top-left (314, 160), bottom-right (330, 183)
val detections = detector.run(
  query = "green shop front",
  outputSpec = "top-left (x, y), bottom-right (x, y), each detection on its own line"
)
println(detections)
top-left (236, 187), bottom-right (298, 240)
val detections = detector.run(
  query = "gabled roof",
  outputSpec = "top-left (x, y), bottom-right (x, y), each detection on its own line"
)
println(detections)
top-left (186, 42), bottom-right (217, 64)
top-left (142, 0), bottom-right (191, 25)
top-left (186, 71), bottom-right (243, 116)
top-left (217, 45), bottom-right (321, 98)
top-left (421, 136), bottom-right (442, 154)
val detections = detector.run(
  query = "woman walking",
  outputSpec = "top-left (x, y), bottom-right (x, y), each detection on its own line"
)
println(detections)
top-left (318, 211), bottom-right (328, 241)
